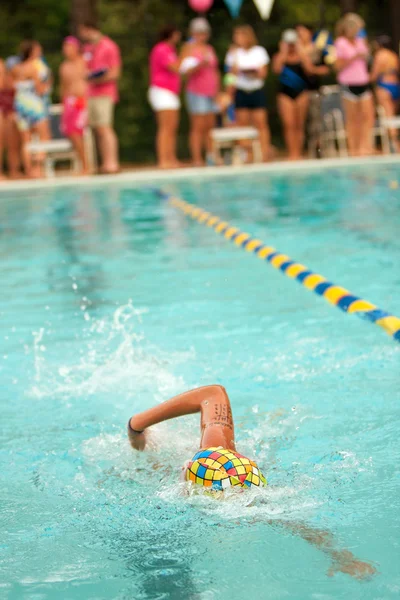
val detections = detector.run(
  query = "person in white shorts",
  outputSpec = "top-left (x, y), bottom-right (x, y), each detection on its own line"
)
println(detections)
top-left (148, 25), bottom-right (182, 168)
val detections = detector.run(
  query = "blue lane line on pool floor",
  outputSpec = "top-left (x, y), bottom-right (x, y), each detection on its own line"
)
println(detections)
top-left (156, 189), bottom-right (400, 344)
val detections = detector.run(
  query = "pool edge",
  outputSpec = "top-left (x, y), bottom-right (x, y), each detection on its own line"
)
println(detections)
top-left (0, 154), bottom-right (399, 194)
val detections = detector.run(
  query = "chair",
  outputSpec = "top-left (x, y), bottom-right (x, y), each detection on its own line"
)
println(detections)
top-left (319, 86), bottom-right (391, 157)
top-left (377, 107), bottom-right (400, 153)
top-left (319, 86), bottom-right (348, 158)
top-left (210, 126), bottom-right (262, 165)
top-left (307, 91), bottom-right (323, 158)
top-left (26, 104), bottom-right (96, 177)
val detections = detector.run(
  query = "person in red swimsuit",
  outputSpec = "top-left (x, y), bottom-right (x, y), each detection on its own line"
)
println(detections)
top-left (128, 384), bottom-right (376, 580)
top-left (59, 37), bottom-right (89, 174)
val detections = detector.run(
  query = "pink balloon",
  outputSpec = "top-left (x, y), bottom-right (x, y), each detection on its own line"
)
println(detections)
top-left (188, 0), bottom-right (213, 13)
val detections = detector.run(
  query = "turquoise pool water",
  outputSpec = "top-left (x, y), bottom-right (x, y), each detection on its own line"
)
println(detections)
top-left (1, 163), bottom-right (399, 599)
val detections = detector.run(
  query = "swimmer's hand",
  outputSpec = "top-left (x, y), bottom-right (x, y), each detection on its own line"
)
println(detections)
top-left (327, 551), bottom-right (376, 580)
top-left (128, 430), bottom-right (147, 451)
top-left (128, 418), bottom-right (147, 451)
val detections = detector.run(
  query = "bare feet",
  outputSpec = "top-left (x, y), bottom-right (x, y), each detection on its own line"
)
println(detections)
top-left (99, 164), bottom-right (120, 175)
top-left (9, 171), bottom-right (24, 180)
top-left (158, 161), bottom-right (184, 169)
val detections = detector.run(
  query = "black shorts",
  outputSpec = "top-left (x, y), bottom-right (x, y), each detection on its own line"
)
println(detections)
top-left (340, 84), bottom-right (372, 101)
top-left (278, 84), bottom-right (308, 101)
top-left (235, 88), bottom-right (267, 110)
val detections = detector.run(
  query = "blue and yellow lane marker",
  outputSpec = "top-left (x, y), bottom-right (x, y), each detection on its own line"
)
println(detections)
top-left (158, 190), bottom-right (400, 343)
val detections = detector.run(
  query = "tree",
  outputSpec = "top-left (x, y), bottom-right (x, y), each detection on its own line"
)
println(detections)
top-left (71, 0), bottom-right (98, 32)
top-left (389, 0), bottom-right (400, 55)
top-left (340, 0), bottom-right (358, 13)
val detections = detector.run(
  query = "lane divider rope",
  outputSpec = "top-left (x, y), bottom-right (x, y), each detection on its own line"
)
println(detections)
top-left (158, 189), bottom-right (400, 343)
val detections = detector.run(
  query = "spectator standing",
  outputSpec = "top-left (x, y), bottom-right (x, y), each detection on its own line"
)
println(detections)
top-left (13, 41), bottom-right (50, 177)
top-left (180, 18), bottom-right (220, 166)
top-left (296, 24), bottom-right (331, 91)
top-left (59, 37), bottom-right (89, 174)
top-left (334, 14), bottom-right (374, 156)
top-left (148, 25), bottom-right (182, 169)
top-left (2, 57), bottom-right (22, 179)
top-left (272, 30), bottom-right (314, 160)
top-left (32, 42), bottom-right (53, 119)
top-left (78, 20), bottom-right (121, 174)
top-left (370, 35), bottom-right (400, 152)
top-left (225, 25), bottom-right (271, 162)
top-left (0, 60), bottom-right (7, 179)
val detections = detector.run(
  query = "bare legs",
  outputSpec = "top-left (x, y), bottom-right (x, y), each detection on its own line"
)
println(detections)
top-left (5, 116), bottom-right (22, 178)
top-left (189, 112), bottom-right (216, 166)
top-left (236, 108), bottom-right (271, 162)
top-left (342, 98), bottom-right (358, 156)
top-left (342, 95), bottom-right (374, 156)
top-left (251, 108), bottom-right (271, 161)
top-left (95, 125), bottom-right (119, 173)
top-left (69, 133), bottom-right (89, 174)
top-left (0, 112), bottom-right (5, 179)
top-left (19, 118), bottom-right (50, 177)
top-left (155, 109), bottom-right (180, 169)
top-left (359, 95), bottom-right (375, 155)
top-left (376, 87), bottom-right (399, 151)
top-left (277, 92), bottom-right (309, 160)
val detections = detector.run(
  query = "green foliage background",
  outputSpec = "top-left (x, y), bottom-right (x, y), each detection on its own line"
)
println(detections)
top-left (0, 0), bottom-right (393, 163)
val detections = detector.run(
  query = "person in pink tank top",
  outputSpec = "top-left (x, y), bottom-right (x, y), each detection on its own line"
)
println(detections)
top-left (148, 25), bottom-right (182, 169)
top-left (334, 14), bottom-right (375, 156)
top-left (180, 18), bottom-right (220, 166)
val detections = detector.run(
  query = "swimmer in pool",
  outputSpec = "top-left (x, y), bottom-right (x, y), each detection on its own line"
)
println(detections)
top-left (128, 384), bottom-right (376, 579)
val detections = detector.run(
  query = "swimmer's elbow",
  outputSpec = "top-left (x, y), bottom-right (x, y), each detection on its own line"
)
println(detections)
top-left (205, 384), bottom-right (226, 392)
top-left (207, 384), bottom-right (228, 399)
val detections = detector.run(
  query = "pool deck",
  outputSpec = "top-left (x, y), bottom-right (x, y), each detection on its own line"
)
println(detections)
top-left (0, 154), bottom-right (399, 193)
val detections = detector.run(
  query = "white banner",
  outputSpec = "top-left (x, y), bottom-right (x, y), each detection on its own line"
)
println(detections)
top-left (252, 0), bottom-right (275, 20)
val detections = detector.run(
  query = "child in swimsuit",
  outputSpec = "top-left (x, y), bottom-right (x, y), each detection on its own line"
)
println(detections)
top-left (129, 384), bottom-right (265, 491)
top-left (59, 36), bottom-right (89, 174)
top-left (371, 35), bottom-right (400, 152)
top-left (128, 384), bottom-right (375, 579)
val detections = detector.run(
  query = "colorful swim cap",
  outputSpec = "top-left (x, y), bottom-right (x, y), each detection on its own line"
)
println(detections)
top-left (186, 447), bottom-right (266, 491)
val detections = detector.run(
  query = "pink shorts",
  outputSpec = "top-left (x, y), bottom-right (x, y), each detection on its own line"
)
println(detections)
top-left (61, 96), bottom-right (87, 136)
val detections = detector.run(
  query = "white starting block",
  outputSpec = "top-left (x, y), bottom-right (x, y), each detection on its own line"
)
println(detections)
top-left (25, 104), bottom-right (96, 177)
top-left (27, 139), bottom-right (78, 178)
top-left (210, 126), bottom-right (262, 165)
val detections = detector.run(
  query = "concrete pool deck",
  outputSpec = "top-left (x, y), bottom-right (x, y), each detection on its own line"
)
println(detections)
top-left (0, 154), bottom-right (399, 193)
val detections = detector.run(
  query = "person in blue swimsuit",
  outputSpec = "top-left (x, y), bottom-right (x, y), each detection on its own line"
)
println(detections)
top-left (371, 35), bottom-right (400, 151)
top-left (128, 384), bottom-right (376, 579)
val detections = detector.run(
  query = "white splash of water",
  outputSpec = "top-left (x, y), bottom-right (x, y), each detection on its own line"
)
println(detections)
top-left (29, 301), bottom-right (193, 400)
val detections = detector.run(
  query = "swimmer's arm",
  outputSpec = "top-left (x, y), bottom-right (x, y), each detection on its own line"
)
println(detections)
top-left (274, 520), bottom-right (376, 580)
top-left (128, 385), bottom-right (234, 450)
